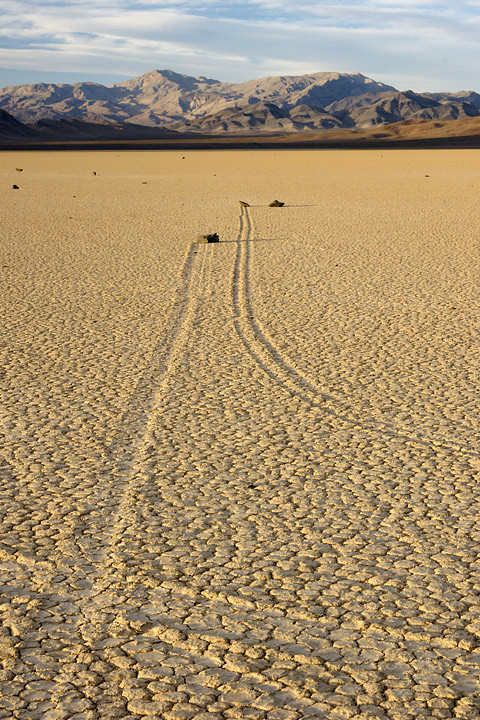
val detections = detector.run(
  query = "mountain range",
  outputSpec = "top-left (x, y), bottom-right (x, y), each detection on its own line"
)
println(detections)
top-left (1, 68), bottom-right (480, 140)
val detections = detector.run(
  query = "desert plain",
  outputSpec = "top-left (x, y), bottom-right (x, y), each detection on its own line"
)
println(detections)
top-left (0, 148), bottom-right (479, 719)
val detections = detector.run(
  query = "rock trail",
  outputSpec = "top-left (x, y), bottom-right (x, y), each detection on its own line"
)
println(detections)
top-left (234, 206), bottom-right (476, 461)
top-left (0, 149), bottom-right (479, 720)
top-left (0, 239), bottom-right (211, 717)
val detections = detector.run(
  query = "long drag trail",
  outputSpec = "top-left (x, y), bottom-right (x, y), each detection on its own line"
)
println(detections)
top-left (233, 207), bottom-right (477, 458)
top-left (1, 150), bottom-right (479, 720)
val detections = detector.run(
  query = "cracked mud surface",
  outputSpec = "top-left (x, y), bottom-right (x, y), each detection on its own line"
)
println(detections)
top-left (0, 149), bottom-right (479, 719)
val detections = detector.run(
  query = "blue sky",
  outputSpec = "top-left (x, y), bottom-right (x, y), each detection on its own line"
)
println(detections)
top-left (1, 1), bottom-right (480, 90)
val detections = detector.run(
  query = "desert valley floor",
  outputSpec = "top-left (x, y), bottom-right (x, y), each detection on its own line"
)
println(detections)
top-left (0, 149), bottom-right (479, 719)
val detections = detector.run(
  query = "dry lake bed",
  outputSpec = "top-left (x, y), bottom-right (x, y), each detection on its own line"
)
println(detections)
top-left (0, 149), bottom-right (479, 719)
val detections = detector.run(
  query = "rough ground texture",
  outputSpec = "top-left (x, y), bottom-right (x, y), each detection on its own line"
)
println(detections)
top-left (0, 149), bottom-right (479, 719)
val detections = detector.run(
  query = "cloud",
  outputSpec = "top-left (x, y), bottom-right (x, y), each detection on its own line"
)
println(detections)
top-left (1, 0), bottom-right (480, 90)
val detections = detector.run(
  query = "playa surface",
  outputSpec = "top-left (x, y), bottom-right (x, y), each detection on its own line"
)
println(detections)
top-left (0, 149), bottom-right (479, 719)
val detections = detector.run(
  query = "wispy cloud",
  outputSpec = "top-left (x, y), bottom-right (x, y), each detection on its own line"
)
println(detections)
top-left (1, 0), bottom-right (479, 90)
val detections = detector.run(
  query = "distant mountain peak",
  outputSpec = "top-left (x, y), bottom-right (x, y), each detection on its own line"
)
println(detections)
top-left (157, 68), bottom-right (219, 83)
top-left (113, 68), bottom-right (222, 92)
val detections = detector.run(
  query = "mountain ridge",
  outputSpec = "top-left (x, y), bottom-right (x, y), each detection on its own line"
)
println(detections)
top-left (1, 68), bottom-right (479, 137)
top-left (0, 69), bottom-right (396, 126)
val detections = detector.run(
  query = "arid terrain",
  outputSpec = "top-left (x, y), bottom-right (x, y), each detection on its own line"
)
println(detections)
top-left (0, 149), bottom-right (479, 720)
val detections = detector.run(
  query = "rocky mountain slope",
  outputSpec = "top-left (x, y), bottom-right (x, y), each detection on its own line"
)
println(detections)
top-left (173, 101), bottom-right (346, 134)
top-left (0, 69), bottom-right (395, 126)
top-left (0, 108), bottom-right (38, 140)
top-left (2, 106), bottom-right (480, 147)
top-left (0, 109), bottom-right (177, 142)
top-left (325, 91), bottom-right (480, 129)
top-left (32, 117), bottom-right (177, 140)
top-left (1, 69), bottom-right (479, 136)
top-left (423, 91), bottom-right (480, 110)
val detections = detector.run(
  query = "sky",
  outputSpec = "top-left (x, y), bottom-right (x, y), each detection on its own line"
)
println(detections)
top-left (1, 0), bottom-right (480, 91)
